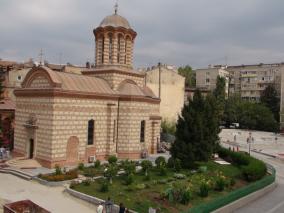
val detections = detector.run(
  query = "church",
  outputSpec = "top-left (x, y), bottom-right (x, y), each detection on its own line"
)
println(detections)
top-left (13, 7), bottom-right (161, 168)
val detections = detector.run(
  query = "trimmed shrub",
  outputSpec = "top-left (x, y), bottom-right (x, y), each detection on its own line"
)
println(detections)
top-left (78, 162), bottom-right (84, 171)
top-left (167, 157), bottom-right (175, 168)
top-left (141, 160), bottom-right (153, 176)
top-left (159, 165), bottom-right (167, 176)
top-left (242, 159), bottom-right (267, 181)
top-left (94, 160), bottom-right (101, 168)
top-left (108, 155), bottom-right (118, 164)
top-left (155, 156), bottom-right (166, 168)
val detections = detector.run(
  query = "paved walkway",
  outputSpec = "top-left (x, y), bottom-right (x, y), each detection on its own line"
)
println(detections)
top-left (0, 173), bottom-right (96, 213)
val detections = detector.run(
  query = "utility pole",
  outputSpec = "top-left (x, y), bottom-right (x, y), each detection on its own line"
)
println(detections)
top-left (158, 62), bottom-right (161, 98)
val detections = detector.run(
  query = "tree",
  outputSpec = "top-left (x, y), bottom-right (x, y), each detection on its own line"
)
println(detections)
top-left (260, 84), bottom-right (280, 122)
top-left (170, 90), bottom-right (220, 168)
top-left (213, 76), bottom-right (226, 121)
top-left (141, 160), bottom-right (153, 176)
top-left (178, 66), bottom-right (196, 87)
top-left (104, 164), bottom-right (118, 184)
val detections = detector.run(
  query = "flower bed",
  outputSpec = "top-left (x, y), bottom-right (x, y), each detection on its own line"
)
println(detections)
top-left (38, 165), bottom-right (78, 182)
top-left (71, 160), bottom-right (245, 213)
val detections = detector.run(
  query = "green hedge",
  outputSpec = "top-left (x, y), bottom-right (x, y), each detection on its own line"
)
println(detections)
top-left (186, 152), bottom-right (275, 213)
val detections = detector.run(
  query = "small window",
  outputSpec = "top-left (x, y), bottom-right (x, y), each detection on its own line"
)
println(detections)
top-left (140, 120), bottom-right (145, 143)
top-left (87, 119), bottom-right (94, 145)
top-left (17, 75), bottom-right (22, 81)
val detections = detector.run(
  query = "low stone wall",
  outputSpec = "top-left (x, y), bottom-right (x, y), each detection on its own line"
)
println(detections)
top-left (65, 187), bottom-right (138, 213)
top-left (33, 177), bottom-right (71, 187)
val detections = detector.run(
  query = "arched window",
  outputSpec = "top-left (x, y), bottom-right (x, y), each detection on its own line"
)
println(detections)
top-left (109, 34), bottom-right (113, 63)
top-left (117, 34), bottom-right (122, 63)
top-left (88, 119), bottom-right (94, 145)
top-left (124, 37), bottom-right (128, 64)
top-left (140, 120), bottom-right (145, 143)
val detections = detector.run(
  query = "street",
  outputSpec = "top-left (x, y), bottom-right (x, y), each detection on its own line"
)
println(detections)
top-left (235, 152), bottom-right (284, 213)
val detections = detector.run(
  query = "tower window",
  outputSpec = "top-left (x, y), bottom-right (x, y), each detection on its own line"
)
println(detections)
top-left (140, 120), bottom-right (145, 143)
top-left (109, 34), bottom-right (113, 63)
top-left (87, 119), bottom-right (94, 145)
top-left (117, 34), bottom-right (122, 63)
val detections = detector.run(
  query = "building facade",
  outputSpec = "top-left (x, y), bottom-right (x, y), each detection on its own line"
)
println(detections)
top-left (14, 9), bottom-right (161, 168)
top-left (145, 64), bottom-right (185, 123)
top-left (195, 66), bottom-right (230, 98)
top-left (227, 63), bottom-right (282, 101)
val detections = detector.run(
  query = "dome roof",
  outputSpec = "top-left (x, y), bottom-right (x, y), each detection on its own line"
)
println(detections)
top-left (99, 14), bottom-right (131, 29)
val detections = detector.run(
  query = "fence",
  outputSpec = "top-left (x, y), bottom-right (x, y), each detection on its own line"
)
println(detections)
top-left (186, 163), bottom-right (276, 213)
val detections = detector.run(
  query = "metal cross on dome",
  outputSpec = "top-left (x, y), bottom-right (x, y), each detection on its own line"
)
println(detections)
top-left (114, 0), bottom-right (118, 14)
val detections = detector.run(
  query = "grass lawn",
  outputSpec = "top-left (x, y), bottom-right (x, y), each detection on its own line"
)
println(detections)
top-left (72, 161), bottom-right (246, 213)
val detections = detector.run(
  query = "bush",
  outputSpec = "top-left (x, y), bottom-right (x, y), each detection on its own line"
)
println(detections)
top-left (83, 179), bottom-right (92, 186)
top-left (94, 160), bottom-right (101, 168)
top-left (100, 180), bottom-right (109, 192)
top-left (135, 183), bottom-right (146, 190)
top-left (230, 152), bottom-right (250, 166)
top-left (55, 164), bottom-right (62, 175)
top-left (78, 162), bottom-right (84, 171)
top-left (155, 156), bottom-right (166, 168)
top-left (198, 166), bottom-right (207, 173)
top-left (70, 181), bottom-right (77, 189)
top-left (108, 155), bottom-right (118, 164)
top-left (159, 165), bottom-right (167, 176)
top-left (124, 174), bottom-right (134, 185)
top-left (181, 190), bottom-right (192, 205)
top-left (230, 178), bottom-right (236, 186)
top-left (242, 159), bottom-right (267, 181)
top-left (199, 182), bottom-right (209, 197)
top-left (215, 177), bottom-right (226, 191)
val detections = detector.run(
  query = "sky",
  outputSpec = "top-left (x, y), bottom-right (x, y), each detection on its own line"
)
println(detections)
top-left (1, 0), bottom-right (284, 69)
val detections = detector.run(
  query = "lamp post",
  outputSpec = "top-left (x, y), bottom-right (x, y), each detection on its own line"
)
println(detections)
top-left (247, 132), bottom-right (253, 155)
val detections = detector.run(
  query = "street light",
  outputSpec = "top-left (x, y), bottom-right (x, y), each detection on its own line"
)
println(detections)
top-left (247, 132), bottom-right (253, 155)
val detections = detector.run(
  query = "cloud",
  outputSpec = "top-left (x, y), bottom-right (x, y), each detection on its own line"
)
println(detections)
top-left (1, 0), bottom-right (284, 68)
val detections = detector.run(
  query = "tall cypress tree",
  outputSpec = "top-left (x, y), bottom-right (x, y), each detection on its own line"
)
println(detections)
top-left (170, 90), bottom-right (219, 168)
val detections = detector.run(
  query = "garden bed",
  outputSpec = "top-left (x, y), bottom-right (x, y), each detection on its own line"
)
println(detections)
top-left (71, 161), bottom-right (246, 213)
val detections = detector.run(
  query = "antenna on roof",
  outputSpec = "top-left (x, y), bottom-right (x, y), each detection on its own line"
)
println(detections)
top-left (114, 0), bottom-right (118, 14)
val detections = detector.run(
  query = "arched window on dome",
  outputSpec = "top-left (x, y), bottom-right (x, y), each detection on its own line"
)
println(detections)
top-left (109, 34), bottom-right (113, 63)
top-left (117, 34), bottom-right (122, 63)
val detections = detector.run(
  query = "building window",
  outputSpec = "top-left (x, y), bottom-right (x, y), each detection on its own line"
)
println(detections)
top-left (117, 34), bottom-right (122, 63)
top-left (206, 78), bottom-right (210, 83)
top-left (140, 120), bottom-right (145, 143)
top-left (87, 119), bottom-right (94, 145)
top-left (109, 34), bottom-right (113, 63)
top-left (113, 120), bottom-right (116, 143)
top-left (17, 75), bottom-right (22, 81)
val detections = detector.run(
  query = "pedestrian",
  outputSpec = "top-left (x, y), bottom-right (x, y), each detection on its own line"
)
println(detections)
top-left (96, 202), bottom-right (104, 213)
top-left (105, 197), bottom-right (113, 213)
top-left (119, 203), bottom-right (126, 213)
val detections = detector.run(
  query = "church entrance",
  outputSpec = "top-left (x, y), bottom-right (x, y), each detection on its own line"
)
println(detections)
top-left (29, 139), bottom-right (34, 159)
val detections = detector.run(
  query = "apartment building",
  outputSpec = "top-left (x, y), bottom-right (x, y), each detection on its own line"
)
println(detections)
top-left (227, 63), bottom-right (282, 101)
top-left (195, 66), bottom-right (230, 98)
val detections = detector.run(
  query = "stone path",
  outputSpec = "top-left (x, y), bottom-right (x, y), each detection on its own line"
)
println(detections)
top-left (0, 173), bottom-right (97, 213)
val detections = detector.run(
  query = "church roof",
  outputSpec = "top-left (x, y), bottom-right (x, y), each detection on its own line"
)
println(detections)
top-left (22, 66), bottom-right (117, 95)
top-left (117, 80), bottom-right (157, 98)
top-left (99, 14), bottom-right (131, 29)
